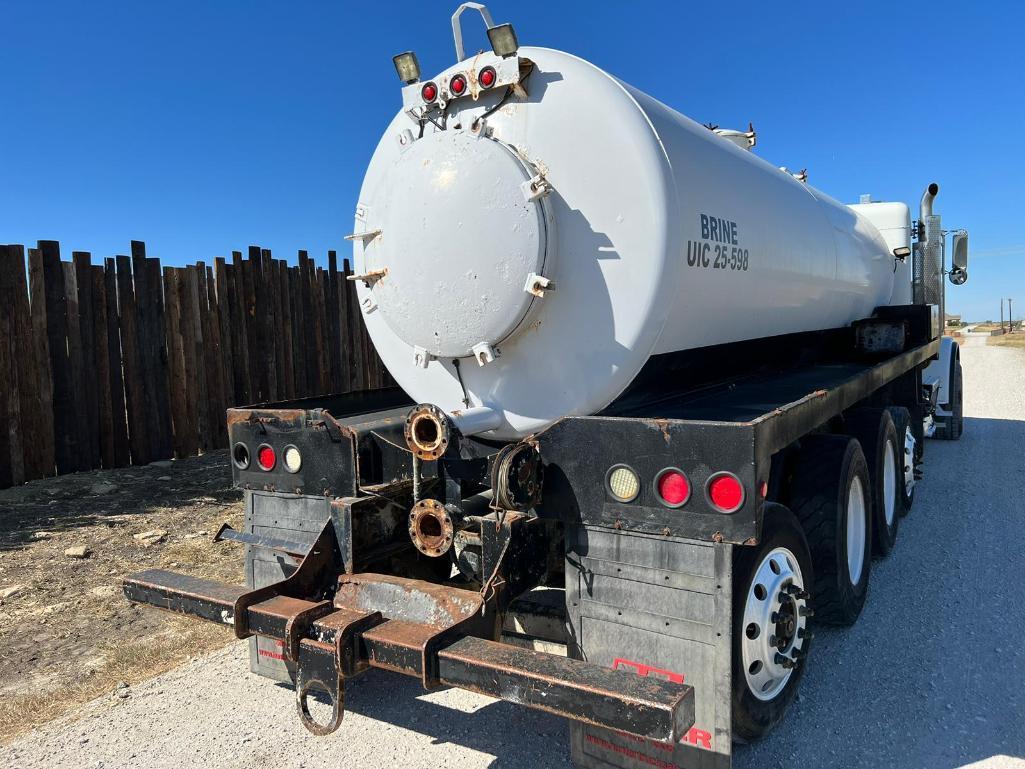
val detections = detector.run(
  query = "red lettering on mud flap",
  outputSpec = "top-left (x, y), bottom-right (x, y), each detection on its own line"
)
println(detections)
top-left (612, 658), bottom-right (685, 684)
top-left (612, 658), bottom-right (713, 751)
top-left (257, 637), bottom-right (286, 661)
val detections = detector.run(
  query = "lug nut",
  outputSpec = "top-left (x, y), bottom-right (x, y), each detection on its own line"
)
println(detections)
top-left (799, 606), bottom-right (814, 618)
top-left (798, 628), bottom-right (814, 640)
top-left (770, 611), bottom-right (780, 623)
top-left (774, 653), bottom-right (795, 669)
top-left (784, 584), bottom-right (810, 600)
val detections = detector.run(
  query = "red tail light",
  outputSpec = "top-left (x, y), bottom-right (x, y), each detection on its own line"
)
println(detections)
top-left (655, 468), bottom-right (690, 508)
top-left (257, 444), bottom-right (276, 471)
top-left (421, 82), bottom-right (438, 102)
top-left (707, 472), bottom-right (744, 512)
top-left (478, 66), bottom-right (496, 88)
top-left (449, 74), bottom-right (467, 95)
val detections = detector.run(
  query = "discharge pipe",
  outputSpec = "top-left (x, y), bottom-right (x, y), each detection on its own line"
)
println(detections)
top-left (404, 403), bottom-right (500, 460)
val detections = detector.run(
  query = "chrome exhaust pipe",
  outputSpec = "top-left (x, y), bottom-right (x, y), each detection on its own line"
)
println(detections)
top-left (919, 182), bottom-right (939, 240)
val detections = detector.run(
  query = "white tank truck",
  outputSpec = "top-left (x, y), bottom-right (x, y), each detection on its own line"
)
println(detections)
top-left (124, 6), bottom-right (969, 769)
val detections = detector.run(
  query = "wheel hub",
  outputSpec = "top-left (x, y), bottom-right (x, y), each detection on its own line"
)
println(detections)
top-left (882, 437), bottom-right (897, 526)
top-left (846, 476), bottom-right (867, 585)
top-left (741, 547), bottom-right (809, 701)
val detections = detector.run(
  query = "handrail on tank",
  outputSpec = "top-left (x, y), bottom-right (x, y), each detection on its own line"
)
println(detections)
top-left (451, 3), bottom-right (495, 62)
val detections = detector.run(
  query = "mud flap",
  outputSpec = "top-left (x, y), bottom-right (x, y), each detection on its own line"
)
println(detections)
top-left (566, 525), bottom-right (733, 769)
top-left (245, 490), bottom-right (332, 682)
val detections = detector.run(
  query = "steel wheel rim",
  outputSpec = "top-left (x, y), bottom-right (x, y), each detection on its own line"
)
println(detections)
top-left (903, 425), bottom-right (916, 496)
top-left (741, 546), bottom-right (808, 702)
top-left (846, 477), bottom-right (867, 585)
top-left (882, 438), bottom-right (897, 527)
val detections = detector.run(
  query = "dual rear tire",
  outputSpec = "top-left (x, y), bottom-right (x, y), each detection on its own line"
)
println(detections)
top-left (733, 407), bottom-right (923, 739)
top-left (844, 410), bottom-right (902, 555)
top-left (786, 435), bottom-right (872, 627)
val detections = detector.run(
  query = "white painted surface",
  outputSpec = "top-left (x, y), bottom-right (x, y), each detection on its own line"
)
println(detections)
top-left (355, 47), bottom-right (898, 439)
top-left (850, 200), bottom-right (913, 305)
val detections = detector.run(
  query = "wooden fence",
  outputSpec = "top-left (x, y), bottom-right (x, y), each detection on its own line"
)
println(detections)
top-left (0, 240), bottom-right (390, 489)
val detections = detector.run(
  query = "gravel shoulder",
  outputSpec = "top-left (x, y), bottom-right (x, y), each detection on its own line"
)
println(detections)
top-left (4, 344), bottom-right (1025, 769)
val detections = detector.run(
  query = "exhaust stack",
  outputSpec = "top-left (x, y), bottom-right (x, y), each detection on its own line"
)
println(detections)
top-left (913, 182), bottom-right (944, 327)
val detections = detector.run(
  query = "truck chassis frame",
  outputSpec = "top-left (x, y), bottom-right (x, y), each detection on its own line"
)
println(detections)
top-left (125, 305), bottom-right (943, 769)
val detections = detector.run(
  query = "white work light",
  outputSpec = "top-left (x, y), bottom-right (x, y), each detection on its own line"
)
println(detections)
top-left (393, 51), bottom-right (421, 84)
top-left (487, 23), bottom-right (518, 58)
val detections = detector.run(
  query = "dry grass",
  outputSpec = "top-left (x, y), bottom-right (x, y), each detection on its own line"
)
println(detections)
top-left (0, 450), bottom-right (245, 744)
top-left (0, 617), bottom-right (234, 743)
top-left (988, 334), bottom-right (1025, 348)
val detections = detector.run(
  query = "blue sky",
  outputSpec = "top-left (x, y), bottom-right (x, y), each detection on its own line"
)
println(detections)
top-left (2, 1), bottom-right (1022, 321)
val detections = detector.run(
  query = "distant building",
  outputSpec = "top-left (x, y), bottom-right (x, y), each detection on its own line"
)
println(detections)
top-left (945, 314), bottom-right (962, 327)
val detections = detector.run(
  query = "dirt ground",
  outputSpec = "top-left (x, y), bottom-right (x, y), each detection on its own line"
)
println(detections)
top-left (0, 450), bottom-right (243, 742)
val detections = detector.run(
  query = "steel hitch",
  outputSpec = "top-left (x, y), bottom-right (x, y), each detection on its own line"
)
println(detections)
top-left (123, 521), bottom-right (695, 741)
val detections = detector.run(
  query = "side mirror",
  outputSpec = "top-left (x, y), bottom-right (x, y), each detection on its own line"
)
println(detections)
top-left (949, 231), bottom-right (968, 285)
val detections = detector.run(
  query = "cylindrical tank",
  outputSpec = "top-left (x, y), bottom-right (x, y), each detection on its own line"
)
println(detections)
top-left (352, 47), bottom-right (895, 440)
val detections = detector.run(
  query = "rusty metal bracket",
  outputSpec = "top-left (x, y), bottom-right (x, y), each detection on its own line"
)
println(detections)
top-left (295, 637), bottom-right (345, 735)
top-left (231, 519), bottom-right (341, 639)
top-left (292, 607), bottom-right (385, 735)
top-left (284, 600), bottom-right (334, 663)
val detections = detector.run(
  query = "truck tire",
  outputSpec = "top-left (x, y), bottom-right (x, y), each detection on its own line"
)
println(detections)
top-left (786, 435), bottom-right (871, 626)
top-left (886, 406), bottom-right (916, 515)
top-left (843, 410), bottom-right (900, 557)
top-left (732, 503), bottom-right (813, 742)
top-left (935, 352), bottom-right (964, 440)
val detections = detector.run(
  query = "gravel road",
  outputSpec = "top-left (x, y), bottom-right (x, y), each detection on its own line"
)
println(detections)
top-left (5, 343), bottom-right (1024, 769)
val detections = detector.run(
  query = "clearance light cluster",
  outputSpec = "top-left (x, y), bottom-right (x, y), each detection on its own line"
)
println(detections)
top-left (232, 442), bottom-right (302, 474)
top-left (418, 66), bottom-right (499, 106)
top-left (605, 465), bottom-right (745, 513)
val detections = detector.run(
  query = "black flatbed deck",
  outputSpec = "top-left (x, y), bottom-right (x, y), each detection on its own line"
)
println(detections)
top-left (607, 338), bottom-right (938, 456)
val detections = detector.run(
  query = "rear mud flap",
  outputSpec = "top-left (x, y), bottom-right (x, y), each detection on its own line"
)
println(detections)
top-left (566, 525), bottom-right (733, 769)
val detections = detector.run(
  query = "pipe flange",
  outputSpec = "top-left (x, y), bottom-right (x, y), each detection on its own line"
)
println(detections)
top-left (404, 403), bottom-right (451, 461)
top-left (408, 498), bottom-right (454, 558)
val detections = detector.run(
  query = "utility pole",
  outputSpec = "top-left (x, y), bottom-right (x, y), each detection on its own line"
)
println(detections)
top-left (1010, 298), bottom-right (1015, 333)
top-left (1001, 298), bottom-right (1005, 332)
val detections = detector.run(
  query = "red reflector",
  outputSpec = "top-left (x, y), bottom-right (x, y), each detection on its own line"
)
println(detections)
top-left (450, 74), bottom-right (467, 95)
top-left (656, 469), bottom-right (690, 507)
top-left (257, 445), bottom-right (276, 471)
top-left (708, 473), bottom-right (744, 512)
top-left (479, 67), bottom-right (496, 88)
top-left (421, 82), bottom-right (438, 102)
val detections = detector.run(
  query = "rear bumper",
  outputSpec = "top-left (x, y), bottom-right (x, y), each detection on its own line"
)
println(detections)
top-left (123, 568), bottom-right (694, 742)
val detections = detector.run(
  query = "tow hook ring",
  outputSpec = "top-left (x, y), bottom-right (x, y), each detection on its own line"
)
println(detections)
top-left (296, 673), bottom-right (345, 736)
